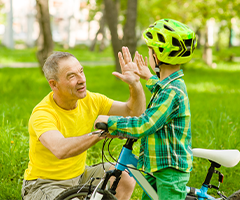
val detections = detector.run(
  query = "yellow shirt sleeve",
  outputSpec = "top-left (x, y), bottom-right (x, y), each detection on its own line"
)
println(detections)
top-left (29, 110), bottom-right (59, 139)
top-left (87, 91), bottom-right (114, 115)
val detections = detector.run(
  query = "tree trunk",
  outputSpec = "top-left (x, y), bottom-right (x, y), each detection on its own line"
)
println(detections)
top-left (202, 24), bottom-right (212, 67)
top-left (36, 0), bottom-right (54, 68)
top-left (195, 27), bottom-right (201, 49)
top-left (90, 9), bottom-right (107, 52)
top-left (122, 0), bottom-right (137, 57)
top-left (216, 25), bottom-right (223, 52)
top-left (104, 0), bottom-right (122, 72)
top-left (228, 22), bottom-right (232, 48)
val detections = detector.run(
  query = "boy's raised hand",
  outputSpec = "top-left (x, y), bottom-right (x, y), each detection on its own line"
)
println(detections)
top-left (113, 46), bottom-right (140, 86)
top-left (134, 51), bottom-right (153, 81)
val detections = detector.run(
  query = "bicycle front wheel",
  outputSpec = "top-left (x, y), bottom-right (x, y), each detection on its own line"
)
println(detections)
top-left (53, 185), bottom-right (95, 200)
top-left (227, 190), bottom-right (240, 200)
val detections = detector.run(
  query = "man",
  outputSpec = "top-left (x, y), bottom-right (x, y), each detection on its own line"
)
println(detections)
top-left (21, 47), bottom-right (145, 200)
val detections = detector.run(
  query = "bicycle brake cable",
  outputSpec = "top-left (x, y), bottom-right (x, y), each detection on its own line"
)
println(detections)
top-left (102, 138), bottom-right (115, 167)
top-left (106, 138), bottom-right (156, 178)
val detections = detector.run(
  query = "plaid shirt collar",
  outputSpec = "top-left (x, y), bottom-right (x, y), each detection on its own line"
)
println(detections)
top-left (157, 69), bottom-right (184, 89)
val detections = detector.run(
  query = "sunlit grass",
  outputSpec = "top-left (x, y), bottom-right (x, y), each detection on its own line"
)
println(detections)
top-left (0, 118), bottom-right (29, 199)
top-left (0, 44), bottom-right (114, 64)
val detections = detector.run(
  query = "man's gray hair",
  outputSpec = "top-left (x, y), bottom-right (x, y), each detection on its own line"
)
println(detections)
top-left (42, 51), bottom-right (76, 81)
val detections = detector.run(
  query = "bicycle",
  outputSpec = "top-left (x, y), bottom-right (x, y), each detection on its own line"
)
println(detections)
top-left (54, 123), bottom-right (240, 200)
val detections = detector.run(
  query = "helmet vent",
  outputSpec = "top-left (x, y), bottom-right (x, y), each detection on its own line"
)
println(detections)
top-left (159, 47), bottom-right (164, 53)
top-left (182, 51), bottom-right (191, 57)
top-left (169, 51), bottom-right (180, 57)
top-left (172, 37), bottom-right (181, 47)
top-left (164, 19), bottom-right (169, 22)
top-left (184, 39), bottom-right (192, 48)
top-left (157, 33), bottom-right (165, 43)
top-left (193, 38), bottom-right (197, 51)
top-left (164, 24), bottom-right (175, 31)
top-left (146, 32), bottom-right (153, 39)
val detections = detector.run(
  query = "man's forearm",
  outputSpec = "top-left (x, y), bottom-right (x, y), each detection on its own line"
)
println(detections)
top-left (40, 130), bottom-right (103, 160)
top-left (57, 134), bottom-right (102, 159)
top-left (127, 81), bottom-right (146, 117)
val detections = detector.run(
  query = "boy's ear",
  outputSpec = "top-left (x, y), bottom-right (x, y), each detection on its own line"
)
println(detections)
top-left (48, 79), bottom-right (58, 91)
top-left (153, 53), bottom-right (160, 64)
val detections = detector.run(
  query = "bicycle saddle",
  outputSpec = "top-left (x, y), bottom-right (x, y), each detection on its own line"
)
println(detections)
top-left (192, 148), bottom-right (240, 168)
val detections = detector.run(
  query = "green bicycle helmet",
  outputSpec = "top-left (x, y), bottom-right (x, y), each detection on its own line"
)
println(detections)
top-left (143, 19), bottom-right (197, 65)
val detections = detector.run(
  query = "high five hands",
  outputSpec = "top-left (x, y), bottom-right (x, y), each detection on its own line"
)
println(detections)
top-left (134, 51), bottom-right (153, 81)
top-left (113, 47), bottom-right (153, 83)
top-left (112, 46), bottom-right (140, 86)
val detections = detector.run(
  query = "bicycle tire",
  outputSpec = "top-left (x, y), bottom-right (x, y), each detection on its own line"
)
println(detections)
top-left (53, 185), bottom-right (95, 200)
top-left (227, 190), bottom-right (240, 200)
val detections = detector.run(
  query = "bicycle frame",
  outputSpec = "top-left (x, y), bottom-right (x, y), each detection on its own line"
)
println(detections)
top-left (114, 142), bottom-right (158, 200)
top-left (187, 185), bottom-right (217, 200)
top-left (109, 139), bottom-right (225, 200)
top-left (91, 123), bottom-right (240, 200)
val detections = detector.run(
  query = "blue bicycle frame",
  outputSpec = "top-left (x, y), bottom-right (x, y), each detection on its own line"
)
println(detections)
top-left (187, 185), bottom-right (216, 200)
top-left (114, 139), bottom-right (221, 200)
top-left (114, 140), bottom-right (158, 200)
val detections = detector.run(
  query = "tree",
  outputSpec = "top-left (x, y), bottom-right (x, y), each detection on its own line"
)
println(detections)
top-left (36, 0), bottom-right (54, 68)
top-left (89, 0), bottom-right (138, 73)
top-left (90, 7), bottom-right (107, 52)
top-left (103, 0), bottom-right (138, 72)
top-left (216, 0), bottom-right (240, 48)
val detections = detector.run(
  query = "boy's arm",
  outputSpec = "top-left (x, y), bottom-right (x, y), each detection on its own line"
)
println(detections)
top-left (95, 88), bottom-right (179, 138)
top-left (146, 75), bottom-right (160, 93)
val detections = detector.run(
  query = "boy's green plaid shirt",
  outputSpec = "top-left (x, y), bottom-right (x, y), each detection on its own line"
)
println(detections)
top-left (108, 69), bottom-right (193, 173)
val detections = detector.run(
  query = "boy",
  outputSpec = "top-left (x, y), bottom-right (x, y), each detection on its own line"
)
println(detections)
top-left (95, 19), bottom-right (197, 199)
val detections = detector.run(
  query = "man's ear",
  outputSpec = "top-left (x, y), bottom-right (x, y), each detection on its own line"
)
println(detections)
top-left (48, 79), bottom-right (58, 91)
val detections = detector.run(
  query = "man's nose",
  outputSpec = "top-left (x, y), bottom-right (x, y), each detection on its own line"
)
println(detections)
top-left (77, 74), bottom-right (86, 84)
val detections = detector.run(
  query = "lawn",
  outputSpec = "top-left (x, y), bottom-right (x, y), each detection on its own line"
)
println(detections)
top-left (0, 45), bottom-right (240, 199)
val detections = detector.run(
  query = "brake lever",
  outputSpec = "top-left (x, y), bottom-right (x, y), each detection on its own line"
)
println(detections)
top-left (88, 130), bottom-right (108, 137)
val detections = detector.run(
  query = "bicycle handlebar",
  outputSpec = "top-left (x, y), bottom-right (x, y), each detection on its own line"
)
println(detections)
top-left (96, 122), bottom-right (108, 132)
top-left (87, 122), bottom-right (108, 137)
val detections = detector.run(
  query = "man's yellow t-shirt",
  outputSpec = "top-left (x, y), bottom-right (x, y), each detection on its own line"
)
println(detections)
top-left (24, 90), bottom-right (113, 180)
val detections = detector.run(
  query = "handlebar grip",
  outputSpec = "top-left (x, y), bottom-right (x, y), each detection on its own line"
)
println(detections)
top-left (96, 122), bottom-right (108, 131)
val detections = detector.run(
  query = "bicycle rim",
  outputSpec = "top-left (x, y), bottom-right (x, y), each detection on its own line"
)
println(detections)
top-left (53, 185), bottom-right (94, 200)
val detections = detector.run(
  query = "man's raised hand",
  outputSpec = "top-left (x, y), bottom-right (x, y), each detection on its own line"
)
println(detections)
top-left (112, 46), bottom-right (140, 86)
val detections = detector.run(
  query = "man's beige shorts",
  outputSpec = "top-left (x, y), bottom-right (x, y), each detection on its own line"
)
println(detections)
top-left (21, 163), bottom-right (111, 200)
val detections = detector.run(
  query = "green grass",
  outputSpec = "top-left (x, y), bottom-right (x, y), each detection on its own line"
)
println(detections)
top-left (0, 44), bottom-right (114, 64)
top-left (1, 45), bottom-right (240, 199)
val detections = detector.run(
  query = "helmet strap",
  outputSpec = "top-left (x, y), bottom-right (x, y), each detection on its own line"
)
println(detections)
top-left (153, 54), bottom-right (160, 79)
